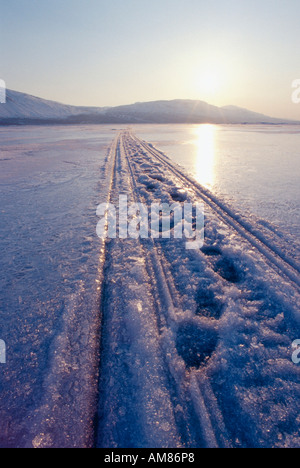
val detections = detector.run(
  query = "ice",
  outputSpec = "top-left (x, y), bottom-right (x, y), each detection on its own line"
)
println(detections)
top-left (134, 124), bottom-right (300, 243)
top-left (0, 124), bottom-right (299, 448)
top-left (0, 125), bottom-right (120, 447)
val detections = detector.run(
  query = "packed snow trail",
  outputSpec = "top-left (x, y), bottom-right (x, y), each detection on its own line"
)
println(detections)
top-left (96, 131), bottom-right (300, 448)
top-left (96, 136), bottom-right (182, 448)
top-left (131, 132), bottom-right (300, 288)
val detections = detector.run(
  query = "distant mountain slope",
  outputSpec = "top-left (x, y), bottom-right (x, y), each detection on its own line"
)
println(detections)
top-left (0, 90), bottom-right (297, 125)
top-left (0, 89), bottom-right (105, 121)
top-left (104, 100), bottom-right (291, 124)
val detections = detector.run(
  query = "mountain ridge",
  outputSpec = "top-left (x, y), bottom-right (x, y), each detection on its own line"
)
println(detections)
top-left (0, 89), bottom-right (298, 125)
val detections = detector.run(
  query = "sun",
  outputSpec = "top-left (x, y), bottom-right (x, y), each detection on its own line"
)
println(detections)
top-left (197, 71), bottom-right (221, 96)
top-left (190, 60), bottom-right (227, 99)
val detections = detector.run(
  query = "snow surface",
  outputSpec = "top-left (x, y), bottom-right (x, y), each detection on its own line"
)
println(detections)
top-left (96, 130), bottom-right (300, 449)
top-left (0, 125), bottom-right (299, 448)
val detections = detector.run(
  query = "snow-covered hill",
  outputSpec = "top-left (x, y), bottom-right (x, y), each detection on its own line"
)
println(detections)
top-left (105, 99), bottom-right (290, 124)
top-left (0, 89), bottom-right (105, 121)
top-left (0, 90), bottom-right (297, 125)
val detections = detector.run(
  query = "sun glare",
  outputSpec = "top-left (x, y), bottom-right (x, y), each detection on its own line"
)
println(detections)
top-left (193, 124), bottom-right (216, 188)
top-left (197, 71), bottom-right (221, 96)
top-left (191, 59), bottom-right (228, 100)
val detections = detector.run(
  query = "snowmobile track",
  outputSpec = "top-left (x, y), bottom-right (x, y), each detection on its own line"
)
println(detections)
top-left (119, 131), bottom-right (232, 448)
top-left (128, 131), bottom-right (300, 290)
top-left (96, 130), bottom-right (299, 449)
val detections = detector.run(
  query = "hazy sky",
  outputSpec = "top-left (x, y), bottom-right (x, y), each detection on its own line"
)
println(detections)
top-left (1, 0), bottom-right (300, 119)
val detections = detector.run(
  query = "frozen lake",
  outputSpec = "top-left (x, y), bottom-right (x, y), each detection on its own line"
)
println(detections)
top-left (134, 124), bottom-right (300, 242)
top-left (0, 124), bottom-right (299, 448)
top-left (0, 125), bottom-right (117, 447)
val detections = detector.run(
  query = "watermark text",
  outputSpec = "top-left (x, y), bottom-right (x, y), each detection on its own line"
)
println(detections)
top-left (291, 79), bottom-right (300, 104)
top-left (292, 340), bottom-right (300, 364)
top-left (96, 196), bottom-right (204, 250)
top-left (0, 340), bottom-right (6, 364)
top-left (0, 79), bottom-right (6, 104)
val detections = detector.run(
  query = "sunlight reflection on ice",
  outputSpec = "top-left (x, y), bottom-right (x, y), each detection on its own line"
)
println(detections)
top-left (193, 124), bottom-right (216, 188)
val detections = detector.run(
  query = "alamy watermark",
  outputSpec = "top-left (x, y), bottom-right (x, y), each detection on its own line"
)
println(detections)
top-left (292, 340), bottom-right (300, 364)
top-left (96, 196), bottom-right (204, 250)
top-left (0, 340), bottom-right (6, 364)
top-left (0, 79), bottom-right (6, 104)
top-left (291, 79), bottom-right (300, 104)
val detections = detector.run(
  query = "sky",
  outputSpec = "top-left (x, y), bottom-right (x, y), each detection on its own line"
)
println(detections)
top-left (1, 0), bottom-right (300, 119)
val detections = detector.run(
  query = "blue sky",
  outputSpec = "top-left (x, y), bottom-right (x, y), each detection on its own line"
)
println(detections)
top-left (1, 0), bottom-right (300, 118)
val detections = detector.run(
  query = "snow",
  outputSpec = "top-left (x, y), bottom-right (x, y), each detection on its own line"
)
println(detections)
top-left (110, 100), bottom-right (283, 124)
top-left (0, 90), bottom-right (106, 120)
top-left (0, 125), bottom-right (299, 448)
top-left (96, 130), bottom-right (300, 448)
top-left (1, 89), bottom-right (296, 124)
